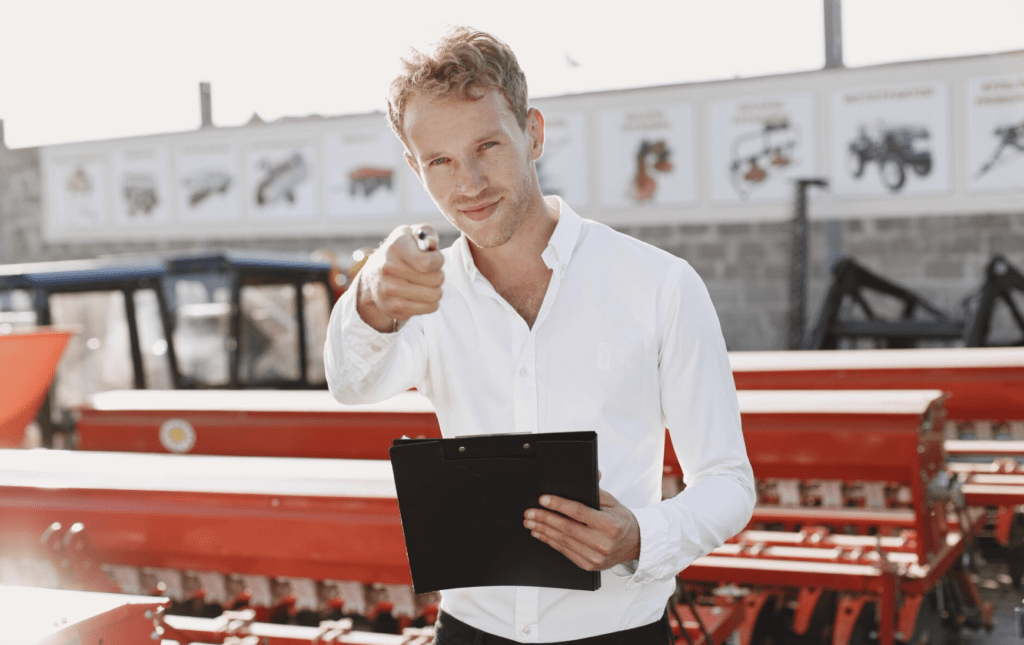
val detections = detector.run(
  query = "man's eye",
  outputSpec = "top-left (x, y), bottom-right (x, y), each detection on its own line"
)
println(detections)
top-left (430, 158), bottom-right (448, 166)
top-left (481, 142), bottom-right (497, 150)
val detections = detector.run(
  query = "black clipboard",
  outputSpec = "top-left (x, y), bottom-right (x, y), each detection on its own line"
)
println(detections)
top-left (388, 430), bottom-right (600, 593)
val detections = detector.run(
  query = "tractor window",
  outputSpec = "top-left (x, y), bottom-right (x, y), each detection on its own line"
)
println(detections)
top-left (0, 289), bottom-right (36, 332)
top-left (238, 284), bottom-right (301, 386)
top-left (48, 291), bottom-right (135, 410)
top-left (133, 289), bottom-right (174, 390)
top-left (171, 278), bottom-right (231, 387)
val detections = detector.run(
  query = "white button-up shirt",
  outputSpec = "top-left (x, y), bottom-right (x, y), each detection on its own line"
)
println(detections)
top-left (325, 197), bottom-right (755, 643)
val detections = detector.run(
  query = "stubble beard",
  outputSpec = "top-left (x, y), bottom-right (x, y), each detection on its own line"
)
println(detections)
top-left (444, 160), bottom-right (536, 250)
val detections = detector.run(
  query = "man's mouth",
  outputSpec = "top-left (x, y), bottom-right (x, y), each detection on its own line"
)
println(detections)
top-left (458, 198), bottom-right (500, 222)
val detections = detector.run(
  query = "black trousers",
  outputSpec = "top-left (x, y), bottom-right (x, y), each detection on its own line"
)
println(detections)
top-left (433, 609), bottom-right (674, 645)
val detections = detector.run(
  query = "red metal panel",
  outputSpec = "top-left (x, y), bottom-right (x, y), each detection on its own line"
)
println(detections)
top-left (0, 328), bottom-right (72, 447)
top-left (723, 411), bottom-right (932, 482)
top-left (0, 451), bottom-right (410, 585)
top-left (77, 390), bottom-right (441, 457)
top-left (79, 389), bottom-right (943, 486)
top-left (729, 347), bottom-right (1024, 422)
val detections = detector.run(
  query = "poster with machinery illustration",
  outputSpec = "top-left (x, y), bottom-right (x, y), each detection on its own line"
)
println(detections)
top-left (830, 81), bottom-right (950, 197)
top-left (966, 74), bottom-right (1024, 193)
top-left (111, 146), bottom-right (172, 225)
top-left (45, 153), bottom-right (110, 229)
top-left (709, 93), bottom-right (817, 203)
top-left (322, 126), bottom-right (402, 218)
top-left (535, 111), bottom-right (589, 209)
top-left (246, 140), bottom-right (319, 220)
top-left (175, 141), bottom-right (243, 222)
top-left (597, 105), bottom-right (697, 209)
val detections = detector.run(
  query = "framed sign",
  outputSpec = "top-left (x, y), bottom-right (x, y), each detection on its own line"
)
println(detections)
top-left (175, 141), bottom-right (244, 223)
top-left (597, 105), bottom-right (697, 209)
top-left (323, 126), bottom-right (403, 219)
top-left (709, 93), bottom-right (818, 203)
top-left (45, 153), bottom-right (110, 230)
top-left (829, 81), bottom-right (950, 197)
top-left (111, 146), bottom-right (172, 225)
top-left (245, 140), bottom-right (319, 221)
top-left (966, 74), bottom-right (1024, 193)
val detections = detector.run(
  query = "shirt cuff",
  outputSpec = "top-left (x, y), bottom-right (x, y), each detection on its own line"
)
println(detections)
top-left (625, 504), bottom-right (700, 589)
top-left (334, 287), bottom-right (401, 380)
top-left (608, 560), bottom-right (638, 578)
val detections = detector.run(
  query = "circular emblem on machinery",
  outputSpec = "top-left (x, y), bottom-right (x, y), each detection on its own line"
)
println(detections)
top-left (158, 418), bottom-right (197, 453)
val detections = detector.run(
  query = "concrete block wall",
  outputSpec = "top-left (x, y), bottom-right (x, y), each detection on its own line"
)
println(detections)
top-left (622, 211), bottom-right (1024, 351)
top-left (3, 144), bottom-right (1023, 351)
top-left (0, 146), bottom-right (43, 266)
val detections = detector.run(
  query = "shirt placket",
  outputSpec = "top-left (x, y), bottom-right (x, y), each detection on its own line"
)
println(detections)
top-left (513, 331), bottom-right (538, 435)
top-left (512, 252), bottom-right (563, 639)
top-left (510, 301), bottom-right (539, 638)
top-left (514, 587), bottom-right (539, 641)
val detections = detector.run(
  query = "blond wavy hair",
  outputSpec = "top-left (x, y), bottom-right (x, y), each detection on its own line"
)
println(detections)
top-left (387, 27), bottom-right (529, 145)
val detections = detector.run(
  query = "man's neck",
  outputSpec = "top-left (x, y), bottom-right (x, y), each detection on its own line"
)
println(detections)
top-left (469, 195), bottom-right (560, 284)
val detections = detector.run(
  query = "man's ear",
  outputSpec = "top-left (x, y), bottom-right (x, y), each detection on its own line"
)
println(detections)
top-left (405, 151), bottom-right (424, 184)
top-left (526, 107), bottom-right (545, 161)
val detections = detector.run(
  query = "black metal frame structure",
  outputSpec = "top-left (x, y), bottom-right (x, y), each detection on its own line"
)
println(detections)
top-left (962, 254), bottom-right (1024, 347)
top-left (806, 255), bottom-right (1024, 350)
top-left (804, 257), bottom-right (965, 350)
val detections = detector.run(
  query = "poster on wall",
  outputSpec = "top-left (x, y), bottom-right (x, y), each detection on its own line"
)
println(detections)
top-left (245, 140), bottom-right (319, 220)
top-left (536, 112), bottom-right (589, 208)
top-left (45, 153), bottom-right (110, 229)
top-left (175, 141), bottom-right (243, 223)
top-left (966, 74), bottom-right (1024, 193)
top-left (111, 146), bottom-right (172, 225)
top-left (597, 105), bottom-right (697, 210)
top-left (322, 127), bottom-right (403, 218)
top-left (829, 81), bottom-right (950, 197)
top-left (709, 93), bottom-right (818, 203)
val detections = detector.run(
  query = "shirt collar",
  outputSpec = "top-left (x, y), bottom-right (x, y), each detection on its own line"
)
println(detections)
top-left (455, 196), bottom-right (583, 279)
top-left (543, 196), bottom-right (582, 273)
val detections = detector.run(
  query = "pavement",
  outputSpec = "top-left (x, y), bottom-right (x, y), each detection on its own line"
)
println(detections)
top-left (963, 562), bottom-right (1023, 645)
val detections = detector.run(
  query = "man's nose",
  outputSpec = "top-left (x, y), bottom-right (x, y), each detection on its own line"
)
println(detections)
top-left (454, 159), bottom-right (486, 195)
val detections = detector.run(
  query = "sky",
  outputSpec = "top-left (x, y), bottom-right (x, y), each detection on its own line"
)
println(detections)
top-left (2, 0), bottom-right (1023, 150)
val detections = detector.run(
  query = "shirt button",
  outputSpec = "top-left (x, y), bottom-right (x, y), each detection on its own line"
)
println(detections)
top-left (523, 627), bottom-right (531, 635)
top-left (519, 368), bottom-right (528, 376)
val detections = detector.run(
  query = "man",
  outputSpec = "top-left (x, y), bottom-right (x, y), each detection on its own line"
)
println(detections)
top-left (325, 27), bottom-right (754, 645)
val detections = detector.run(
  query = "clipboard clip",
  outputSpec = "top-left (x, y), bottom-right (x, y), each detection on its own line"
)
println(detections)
top-left (442, 439), bottom-right (538, 460)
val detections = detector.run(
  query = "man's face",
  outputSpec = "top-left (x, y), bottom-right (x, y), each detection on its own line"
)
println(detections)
top-left (403, 89), bottom-right (543, 249)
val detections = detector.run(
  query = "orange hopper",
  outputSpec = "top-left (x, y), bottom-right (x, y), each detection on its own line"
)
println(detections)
top-left (0, 328), bottom-right (73, 447)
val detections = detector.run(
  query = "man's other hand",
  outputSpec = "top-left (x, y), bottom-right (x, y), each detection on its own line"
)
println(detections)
top-left (356, 224), bottom-right (444, 333)
top-left (524, 489), bottom-right (641, 571)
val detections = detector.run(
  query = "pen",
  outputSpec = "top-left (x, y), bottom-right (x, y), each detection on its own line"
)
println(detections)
top-left (415, 228), bottom-right (439, 252)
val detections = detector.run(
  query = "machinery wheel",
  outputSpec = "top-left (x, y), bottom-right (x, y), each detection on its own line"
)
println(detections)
top-left (846, 146), bottom-right (866, 178)
top-left (879, 158), bottom-right (906, 192)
